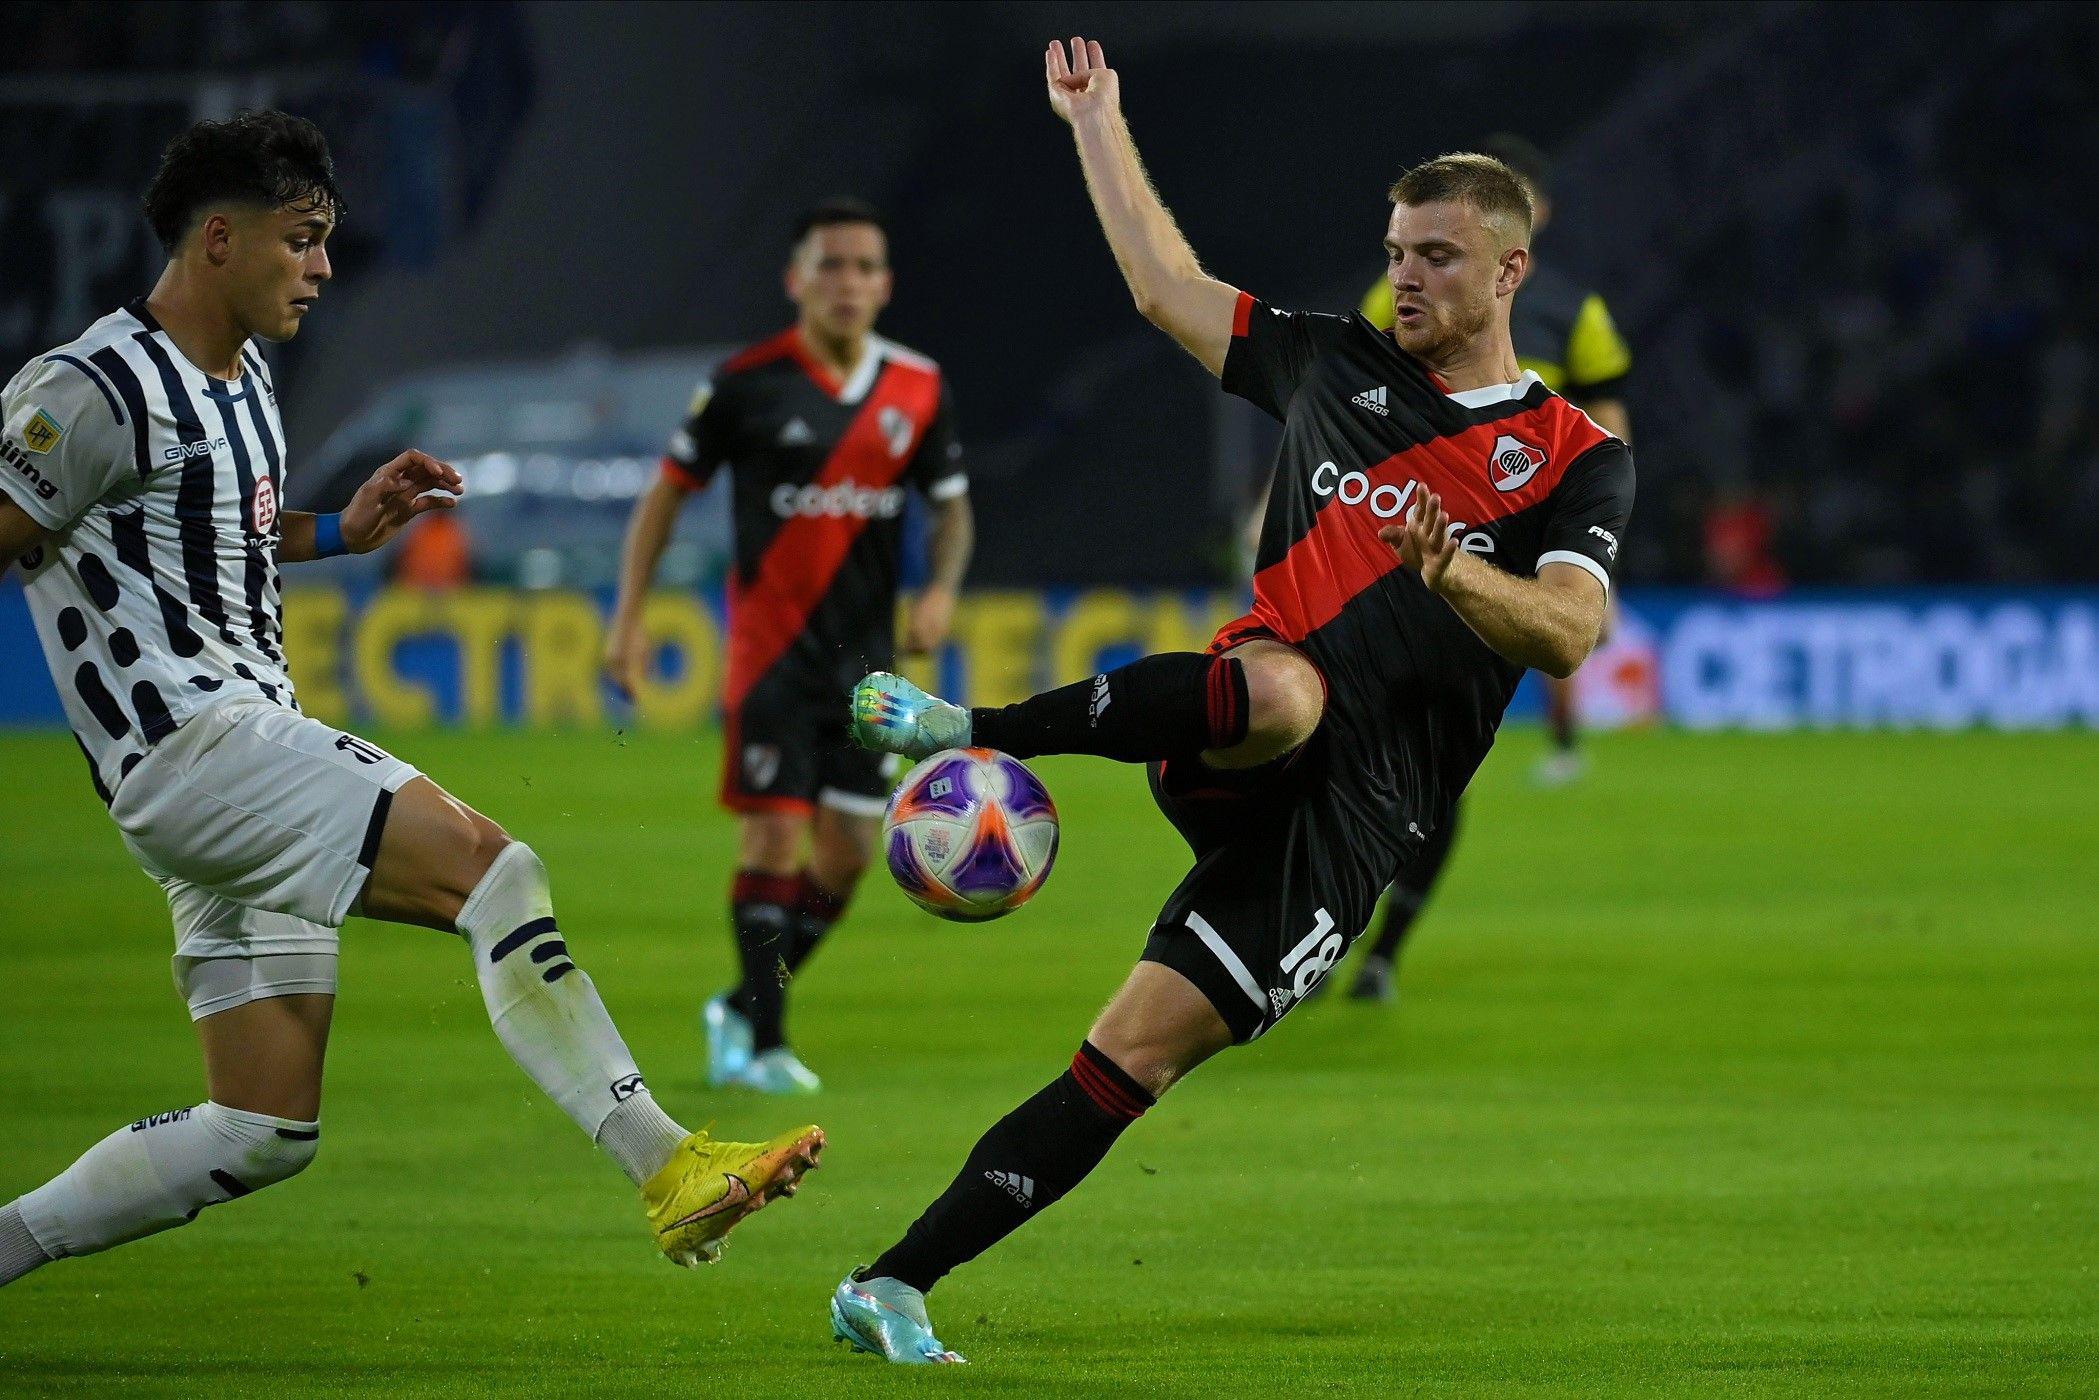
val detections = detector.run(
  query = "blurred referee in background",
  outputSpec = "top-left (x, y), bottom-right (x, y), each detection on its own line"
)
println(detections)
top-left (1349, 133), bottom-right (1633, 1002)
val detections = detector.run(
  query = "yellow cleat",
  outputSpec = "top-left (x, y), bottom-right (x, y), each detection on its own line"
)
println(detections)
top-left (642, 1124), bottom-right (824, 1266)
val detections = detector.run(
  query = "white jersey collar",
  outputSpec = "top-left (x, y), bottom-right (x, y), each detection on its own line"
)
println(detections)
top-left (1443, 370), bottom-right (1542, 408)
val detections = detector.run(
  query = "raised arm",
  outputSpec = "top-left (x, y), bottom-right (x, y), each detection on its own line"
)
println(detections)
top-left (1047, 37), bottom-right (1241, 376)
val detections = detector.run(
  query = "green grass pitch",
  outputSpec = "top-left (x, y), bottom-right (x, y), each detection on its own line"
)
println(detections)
top-left (1, 725), bottom-right (2094, 1397)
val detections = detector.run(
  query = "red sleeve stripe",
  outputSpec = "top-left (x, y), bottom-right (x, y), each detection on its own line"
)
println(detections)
top-left (661, 455), bottom-right (708, 492)
top-left (1203, 655), bottom-right (1242, 750)
top-left (1231, 291), bottom-right (1255, 338)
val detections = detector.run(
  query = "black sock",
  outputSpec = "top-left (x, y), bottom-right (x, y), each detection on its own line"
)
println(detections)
top-left (867, 1041), bottom-right (1155, 1294)
top-left (728, 870), bottom-right (800, 1052)
top-left (970, 652), bottom-right (1248, 763)
top-left (1370, 804), bottom-right (1461, 962)
top-left (1547, 683), bottom-right (1579, 753)
top-left (1367, 889), bottom-right (1423, 962)
top-left (785, 872), bottom-right (848, 974)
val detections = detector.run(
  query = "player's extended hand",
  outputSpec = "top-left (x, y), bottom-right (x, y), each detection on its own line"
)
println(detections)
top-left (1379, 492), bottom-right (1460, 593)
top-left (903, 584), bottom-right (957, 655)
top-left (1046, 36), bottom-right (1120, 126)
top-left (341, 449), bottom-right (462, 554)
top-left (602, 619), bottom-right (645, 701)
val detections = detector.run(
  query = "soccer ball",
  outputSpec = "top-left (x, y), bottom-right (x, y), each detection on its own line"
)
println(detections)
top-left (883, 747), bottom-right (1059, 922)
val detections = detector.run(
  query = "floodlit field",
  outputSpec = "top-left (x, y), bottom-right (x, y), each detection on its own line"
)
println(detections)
top-left (1, 726), bottom-right (2094, 1397)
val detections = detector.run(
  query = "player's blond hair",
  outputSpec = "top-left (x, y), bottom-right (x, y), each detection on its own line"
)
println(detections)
top-left (1387, 153), bottom-right (1535, 249)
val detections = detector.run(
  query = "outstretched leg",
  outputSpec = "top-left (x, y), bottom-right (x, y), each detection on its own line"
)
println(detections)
top-left (854, 640), bottom-right (1323, 771)
top-left (361, 775), bottom-right (821, 1263)
top-left (2, 980), bottom-right (330, 1288)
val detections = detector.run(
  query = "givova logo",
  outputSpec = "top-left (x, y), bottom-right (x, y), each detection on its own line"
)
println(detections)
top-left (130, 1108), bottom-right (193, 1132)
top-left (162, 435), bottom-right (228, 464)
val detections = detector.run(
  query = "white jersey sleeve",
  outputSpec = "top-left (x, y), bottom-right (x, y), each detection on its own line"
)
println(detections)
top-left (1, 356), bottom-right (134, 532)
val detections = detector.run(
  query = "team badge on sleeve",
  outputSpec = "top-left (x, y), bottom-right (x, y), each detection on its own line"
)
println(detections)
top-left (1488, 434), bottom-right (1546, 492)
top-left (22, 409), bottom-right (63, 454)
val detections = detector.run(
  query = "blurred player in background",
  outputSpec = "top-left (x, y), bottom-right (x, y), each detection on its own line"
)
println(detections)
top-left (1346, 133), bottom-right (1634, 1003)
top-left (606, 200), bottom-right (972, 1096)
top-left (828, 38), bottom-right (1632, 1364)
top-left (1365, 133), bottom-right (1631, 790)
top-left (0, 113), bottom-right (820, 1293)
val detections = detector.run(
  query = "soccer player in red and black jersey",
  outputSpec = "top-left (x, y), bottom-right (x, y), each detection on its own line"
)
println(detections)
top-left (827, 39), bottom-right (1632, 1363)
top-left (606, 199), bottom-right (973, 1096)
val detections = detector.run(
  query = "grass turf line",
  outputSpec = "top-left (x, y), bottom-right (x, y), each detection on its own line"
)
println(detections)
top-left (0, 726), bottom-right (2094, 1397)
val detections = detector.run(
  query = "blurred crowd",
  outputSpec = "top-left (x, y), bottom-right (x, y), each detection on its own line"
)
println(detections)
top-left (7, 0), bottom-right (504, 78)
top-left (9, 1), bottom-right (2093, 591)
top-left (1660, 10), bottom-right (2097, 588)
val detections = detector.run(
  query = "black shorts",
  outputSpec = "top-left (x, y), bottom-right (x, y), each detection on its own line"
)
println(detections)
top-left (721, 664), bottom-right (891, 819)
top-left (1140, 732), bottom-right (1399, 1042)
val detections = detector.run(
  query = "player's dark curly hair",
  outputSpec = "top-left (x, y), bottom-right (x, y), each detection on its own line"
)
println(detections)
top-left (142, 110), bottom-right (344, 252)
top-left (792, 196), bottom-right (886, 248)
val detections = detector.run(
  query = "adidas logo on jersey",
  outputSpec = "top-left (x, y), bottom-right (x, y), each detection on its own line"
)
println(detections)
top-left (983, 1170), bottom-right (1036, 1208)
top-left (1350, 385), bottom-right (1389, 417)
top-left (778, 417), bottom-right (815, 446)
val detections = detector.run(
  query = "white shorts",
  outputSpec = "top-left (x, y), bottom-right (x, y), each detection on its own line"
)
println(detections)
top-left (109, 699), bottom-right (420, 997)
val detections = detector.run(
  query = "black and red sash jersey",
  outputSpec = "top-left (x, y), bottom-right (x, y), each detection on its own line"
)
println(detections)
top-left (1218, 292), bottom-right (1635, 851)
top-left (662, 327), bottom-right (967, 710)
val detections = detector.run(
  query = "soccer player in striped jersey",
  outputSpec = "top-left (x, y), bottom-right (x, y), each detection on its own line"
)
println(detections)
top-left (0, 112), bottom-right (820, 1292)
top-left (828, 39), bottom-right (1632, 1363)
top-left (605, 200), bottom-right (973, 1095)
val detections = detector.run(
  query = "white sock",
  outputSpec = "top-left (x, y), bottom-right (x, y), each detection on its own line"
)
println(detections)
top-left (10, 1103), bottom-right (318, 1270)
top-left (0, 1202), bottom-right (52, 1286)
top-left (595, 1092), bottom-right (690, 1186)
top-left (455, 842), bottom-right (686, 1181)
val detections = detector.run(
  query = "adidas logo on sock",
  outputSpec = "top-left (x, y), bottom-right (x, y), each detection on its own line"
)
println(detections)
top-left (1351, 385), bottom-right (1389, 416)
top-left (983, 1170), bottom-right (1036, 1208)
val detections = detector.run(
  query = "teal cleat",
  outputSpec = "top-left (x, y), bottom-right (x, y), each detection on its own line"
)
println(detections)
top-left (849, 672), bottom-right (971, 761)
top-left (703, 992), bottom-right (753, 1088)
top-left (830, 1270), bottom-right (966, 1365)
top-left (730, 1046), bottom-right (822, 1096)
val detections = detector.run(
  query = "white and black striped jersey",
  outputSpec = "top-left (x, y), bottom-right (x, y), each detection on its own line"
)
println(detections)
top-left (1, 300), bottom-right (297, 803)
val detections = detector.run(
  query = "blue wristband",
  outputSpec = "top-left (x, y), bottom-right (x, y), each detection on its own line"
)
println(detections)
top-left (312, 512), bottom-right (347, 559)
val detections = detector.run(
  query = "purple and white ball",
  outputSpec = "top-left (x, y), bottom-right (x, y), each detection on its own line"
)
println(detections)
top-left (883, 747), bottom-right (1060, 922)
